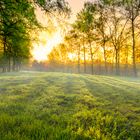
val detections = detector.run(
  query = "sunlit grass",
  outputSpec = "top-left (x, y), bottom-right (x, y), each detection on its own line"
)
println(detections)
top-left (0, 72), bottom-right (140, 140)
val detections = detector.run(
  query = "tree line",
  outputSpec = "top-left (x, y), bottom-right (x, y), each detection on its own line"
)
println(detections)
top-left (48, 0), bottom-right (140, 77)
top-left (0, 0), bottom-right (69, 72)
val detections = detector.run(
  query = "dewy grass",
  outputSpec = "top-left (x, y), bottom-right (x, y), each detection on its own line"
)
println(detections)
top-left (0, 72), bottom-right (140, 140)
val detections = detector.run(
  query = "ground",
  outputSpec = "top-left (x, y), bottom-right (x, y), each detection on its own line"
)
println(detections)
top-left (0, 72), bottom-right (140, 140)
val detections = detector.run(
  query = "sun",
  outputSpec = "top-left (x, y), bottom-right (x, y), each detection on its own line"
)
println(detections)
top-left (31, 29), bottom-right (64, 62)
top-left (31, 44), bottom-right (48, 62)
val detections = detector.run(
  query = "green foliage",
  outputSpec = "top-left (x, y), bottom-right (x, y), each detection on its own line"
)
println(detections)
top-left (0, 0), bottom-right (39, 71)
top-left (73, 2), bottom-right (95, 33)
top-left (0, 0), bottom-right (70, 72)
top-left (0, 72), bottom-right (139, 139)
top-left (35, 0), bottom-right (70, 13)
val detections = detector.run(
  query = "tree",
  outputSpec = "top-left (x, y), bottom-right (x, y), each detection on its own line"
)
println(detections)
top-left (107, 6), bottom-right (129, 75)
top-left (94, 2), bottom-right (109, 74)
top-left (65, 30), bottom-right (82, 73)
top-left (123, 0), bottom-right (140, 76)
top-left (0, 0), bottom-right (70, 72)
top-left (73, 2), bottom-right (96, 74)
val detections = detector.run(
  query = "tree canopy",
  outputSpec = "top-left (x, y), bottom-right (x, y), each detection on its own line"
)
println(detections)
top-left (0, 0), bottom-right (70, 72)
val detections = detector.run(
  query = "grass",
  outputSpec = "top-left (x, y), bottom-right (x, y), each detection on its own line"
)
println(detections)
top-left (0, 71), bottom-right (140, 140)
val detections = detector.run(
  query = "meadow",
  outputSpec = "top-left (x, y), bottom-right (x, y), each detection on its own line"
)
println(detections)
top-left (0, 72), bottom-right (140, 140)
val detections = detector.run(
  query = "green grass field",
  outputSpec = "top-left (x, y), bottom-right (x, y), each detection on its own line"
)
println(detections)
top-left (0, 72), bottom-right (140, 140)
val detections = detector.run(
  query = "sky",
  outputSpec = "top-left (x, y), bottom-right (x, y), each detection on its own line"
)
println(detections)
top-left (36, 0), bottom-right (87, 26)
top-left (66, 0), bottom-right (95, 22)
top-left (32, 0), bottom-right (88, 61)
top-left (67, 0), bottom-right (95, 15)
top-left (67, 0), bottom-right (85, 14)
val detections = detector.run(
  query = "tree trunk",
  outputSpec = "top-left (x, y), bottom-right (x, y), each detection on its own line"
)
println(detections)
top-left (8, 57), bottom-right (11, 72)
top-left (3, 36), bottom-right (7, 72)
top-left (82, 37), bottom-right (86, 74)
top-left (12, 57), bottom-right (16, 71)
top-left (118, 50), bottom-right (120, 75)
top-left (131, 19), bottom-right (137, 77)
top-left (77, 45), bottom-right (81, 73)
top-left (83, 46), bottom-right (86, 74)
top-left (89, 42), bottom-right (94, 75)
top-left (115, 48), bottom-right (120, 75)
top-left (103, 42), bottom-right (107, 74)
top-left (125, 46), bottom-right (129, 76)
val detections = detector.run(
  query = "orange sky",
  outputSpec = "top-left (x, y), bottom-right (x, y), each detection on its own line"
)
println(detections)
top-left (67, 0), bottom-right (85, 14)
top-left (32, 0), bottom-right (88, 62)
top-left (36, 0), bottom-right (86, 25)
top-left (67, 0), bottom-right (95, 21)
top-left (66, 0), bottom-right (86, 22)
